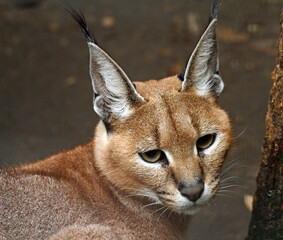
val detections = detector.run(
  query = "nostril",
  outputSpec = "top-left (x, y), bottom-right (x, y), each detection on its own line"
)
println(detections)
top-left (178, 180), bottom-right (204, 202)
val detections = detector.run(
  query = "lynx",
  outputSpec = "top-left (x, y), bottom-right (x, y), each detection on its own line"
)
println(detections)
top-left (0, 0), bottom-right (233, 239)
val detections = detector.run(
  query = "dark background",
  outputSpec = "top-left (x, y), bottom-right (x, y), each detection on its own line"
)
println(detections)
top-left (0, 0), bottom-right (282, 239)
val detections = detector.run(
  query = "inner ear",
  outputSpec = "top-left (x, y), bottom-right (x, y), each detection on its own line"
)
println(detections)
top-left (181, 19), bottom-right (223, 98)
top-left (87, 42), bottom-right (145, 123)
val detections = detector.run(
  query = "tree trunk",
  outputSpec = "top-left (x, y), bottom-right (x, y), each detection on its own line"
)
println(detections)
top-left (246, 10), bottom-right (283, 240)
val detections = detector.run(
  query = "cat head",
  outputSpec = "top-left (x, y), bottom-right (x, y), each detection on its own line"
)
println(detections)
top-left (69, 0), bottom-right (233, 215)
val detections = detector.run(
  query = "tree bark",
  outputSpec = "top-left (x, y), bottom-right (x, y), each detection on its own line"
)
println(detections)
top-left (246, 10), bottom-right (283, 240)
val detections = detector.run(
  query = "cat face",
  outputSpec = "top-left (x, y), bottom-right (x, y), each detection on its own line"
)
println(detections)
top-left (69, 0), bottom-right (232, 215)
top-left (95, 76), bottom-right (233, 215)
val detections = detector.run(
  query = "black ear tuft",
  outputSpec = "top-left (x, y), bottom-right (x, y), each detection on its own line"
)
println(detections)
top-left (66, 7), bottom-right (98, 45)
top-left (209, 0), bottom-right (221, 23)
top-left (178, 0), bottom-right (221, 82)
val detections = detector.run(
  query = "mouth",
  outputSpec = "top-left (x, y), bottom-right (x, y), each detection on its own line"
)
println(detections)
top-left (157, 195), bottom-right (207, 215)
top-left (156, 185), bottom-right (214, 215)
top-left (168, 201), bottom-right (207, 215)
top-left (176, 205), bottom-right (203, 215)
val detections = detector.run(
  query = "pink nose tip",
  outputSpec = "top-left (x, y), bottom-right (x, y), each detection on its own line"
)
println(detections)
top-left (178, 179), bottom-right (204, 202)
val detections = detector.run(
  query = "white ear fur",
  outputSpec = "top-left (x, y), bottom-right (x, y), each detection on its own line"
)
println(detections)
top-left (88, 42), bottom-right (145, 122)
top-left (181, 19), bottom-right (224, 97)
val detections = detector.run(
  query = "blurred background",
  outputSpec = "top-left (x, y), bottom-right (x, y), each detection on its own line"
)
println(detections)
top-left (0, 0), bottom-right (282, 239)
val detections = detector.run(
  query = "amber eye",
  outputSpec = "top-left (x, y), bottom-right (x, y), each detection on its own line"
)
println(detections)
top-left (140, 150), bottom-right (165, 163)
top-left (196, 134), bottom-right (216, 151)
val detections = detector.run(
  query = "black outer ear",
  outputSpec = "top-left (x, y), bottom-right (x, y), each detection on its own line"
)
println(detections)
top-left (178, 0), bottom-right (223, 98)
top-left (68, 8), bottom-right (145, 124)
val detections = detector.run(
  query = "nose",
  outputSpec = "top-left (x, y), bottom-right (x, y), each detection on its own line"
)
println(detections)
top-left (178, 179), bottom-right (204, 202)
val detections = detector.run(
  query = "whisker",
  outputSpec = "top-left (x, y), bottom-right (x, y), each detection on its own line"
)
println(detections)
top-left (215, 192), bottom-right (234, 199)
top-left (234, 126), bottom-right (248, 139)
top-left (119, 187), bottom-right (149, 193)
top-left (221, 162), bottom-right (239, 173)
top-left (125, 193), bottom-right (153, 199)
top-left (219, 184), bottom-right (246, 190)
top-left (220, 162), bottom-right (239, 178)
top-left (221, 158), bottom-right (239, 169)
top-left (141, 201), bottom-right (161, 210)
top-left (158, 207), bottom-right (169, 221)
top-left (168, 209), bottom-right (174, 218)
top-left (98, 170), bottom-right (117, 178)
top-left (220, 176), bottom-right (240, 184)
top-left (151, 206), bottom-right (167, 216)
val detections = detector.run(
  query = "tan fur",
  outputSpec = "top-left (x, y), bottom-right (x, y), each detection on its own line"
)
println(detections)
top-left (1, 2), bottom-right (233, 238)
top-left (0, 75), bottom-right (233, 240)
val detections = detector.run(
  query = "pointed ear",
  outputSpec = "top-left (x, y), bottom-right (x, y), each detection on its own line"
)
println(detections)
top-left (67, 8), bottom-right (145, 123)
top-left (180, 18), bottom-right (223, 98)
top-left (88, 42), bottom-right (145, 122)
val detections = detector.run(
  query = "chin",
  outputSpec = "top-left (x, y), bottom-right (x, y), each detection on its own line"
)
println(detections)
top-left (173, 204), bottom-right (204, 215)
top-left (183, 205), bottom-right (203, 215)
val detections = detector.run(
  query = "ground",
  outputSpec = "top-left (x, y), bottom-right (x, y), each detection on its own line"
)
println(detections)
top-left (0, 0), bottom-right (282, 239)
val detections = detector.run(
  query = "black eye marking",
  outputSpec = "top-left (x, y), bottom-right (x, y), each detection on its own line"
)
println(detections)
top-left (171, 173), bottom-right (178, 186)
top-left (156, 191), bottom-right (170, 195)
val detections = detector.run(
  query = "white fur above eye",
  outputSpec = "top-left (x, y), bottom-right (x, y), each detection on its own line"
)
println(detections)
top-left (163, 150), bottom-right (174, 165)
top-left (135, 155), bottom-right (162, 168)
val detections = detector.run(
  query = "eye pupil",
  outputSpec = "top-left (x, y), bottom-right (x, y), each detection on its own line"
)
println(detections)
top-left (196, 134), bottom-right (216, 151)
top-left (145, 150), bottom-right (158, 158)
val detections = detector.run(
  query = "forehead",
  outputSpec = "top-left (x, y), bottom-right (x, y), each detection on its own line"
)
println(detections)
top-left (134, 75), bottom-right (226, 131)
top-left (134, 76), bottom-right (182, 100)
top-left (137, 92), bottom-right (222, 135)
top-left (116, 77), bottom-right (229, 146)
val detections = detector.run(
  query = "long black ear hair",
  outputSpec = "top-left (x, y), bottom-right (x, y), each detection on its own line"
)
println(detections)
top-left (178, 0), bottom-right (221, 82)
top-left (65, 7), bottom-right (98, 45)
top-left (66, 8), bottom-right (145, 125)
